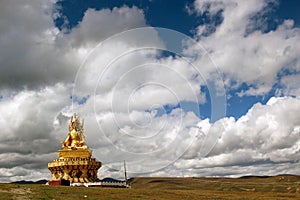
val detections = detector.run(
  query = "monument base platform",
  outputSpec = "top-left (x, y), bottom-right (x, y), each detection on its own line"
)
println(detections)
top-left (48, 149), bottom-right (101, 184)
top-left (48, 179), bottom-right (70, 186)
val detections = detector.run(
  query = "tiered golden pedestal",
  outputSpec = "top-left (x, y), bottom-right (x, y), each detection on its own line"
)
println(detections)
top-left (48, 149), bottom-right (101, 183)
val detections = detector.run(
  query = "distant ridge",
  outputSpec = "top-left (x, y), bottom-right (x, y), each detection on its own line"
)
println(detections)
top-left (11, 179), bottom-right (48, 184)
top-left (277, 174), bottom-right (297, 176)
top-left (240, 175), bottom-right (270, 179)
top-left (10, 175), bottom-right (299, 184)
top-left (240, 174), bottom-right (298, 179)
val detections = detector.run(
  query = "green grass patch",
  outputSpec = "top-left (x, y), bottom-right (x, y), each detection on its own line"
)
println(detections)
top-left (1, 176), bottom-right (299, 199)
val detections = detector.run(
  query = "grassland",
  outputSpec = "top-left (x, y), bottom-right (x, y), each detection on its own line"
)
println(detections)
top-left (1, 176), bottom-right (299, 199)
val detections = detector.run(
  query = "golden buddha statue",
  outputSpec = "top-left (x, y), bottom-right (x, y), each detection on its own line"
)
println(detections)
top-left (48, 113), bottom-right (101, 184)
top-left (62, 113), bottom-right (87, 149)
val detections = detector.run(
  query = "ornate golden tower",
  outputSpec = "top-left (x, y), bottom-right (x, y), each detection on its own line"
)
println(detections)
top-left (48, 113), bottom-right (101, 184)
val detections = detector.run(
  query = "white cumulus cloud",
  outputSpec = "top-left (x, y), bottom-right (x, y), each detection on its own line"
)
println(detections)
top-left (0, 0), bottom-right (299, 182)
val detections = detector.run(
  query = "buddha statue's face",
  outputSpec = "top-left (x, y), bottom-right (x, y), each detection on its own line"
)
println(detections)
top-left (69, 122), bottom-right (77, 131)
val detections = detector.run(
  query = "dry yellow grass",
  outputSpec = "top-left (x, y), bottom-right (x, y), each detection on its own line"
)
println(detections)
top-left (0, 176), bottom-right (299, 199)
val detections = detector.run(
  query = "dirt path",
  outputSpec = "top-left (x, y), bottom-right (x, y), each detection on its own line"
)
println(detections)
top-left (10, 187), bottom-right (31, 200)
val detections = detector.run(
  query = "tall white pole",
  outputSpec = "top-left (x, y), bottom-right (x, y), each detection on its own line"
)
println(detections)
top-left (124, 160), bottom-right (128, 184)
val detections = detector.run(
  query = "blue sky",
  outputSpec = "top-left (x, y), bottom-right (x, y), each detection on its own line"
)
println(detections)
top-left (55, 0), bottom-right (300, 33)
top-left (0, 0), bottom-right (300, 182)
top-left (55, 0), bottom-right (300, 120)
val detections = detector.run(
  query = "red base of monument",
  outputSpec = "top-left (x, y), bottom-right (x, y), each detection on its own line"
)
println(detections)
top-left (48, 179), bottom-right (70, 186)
